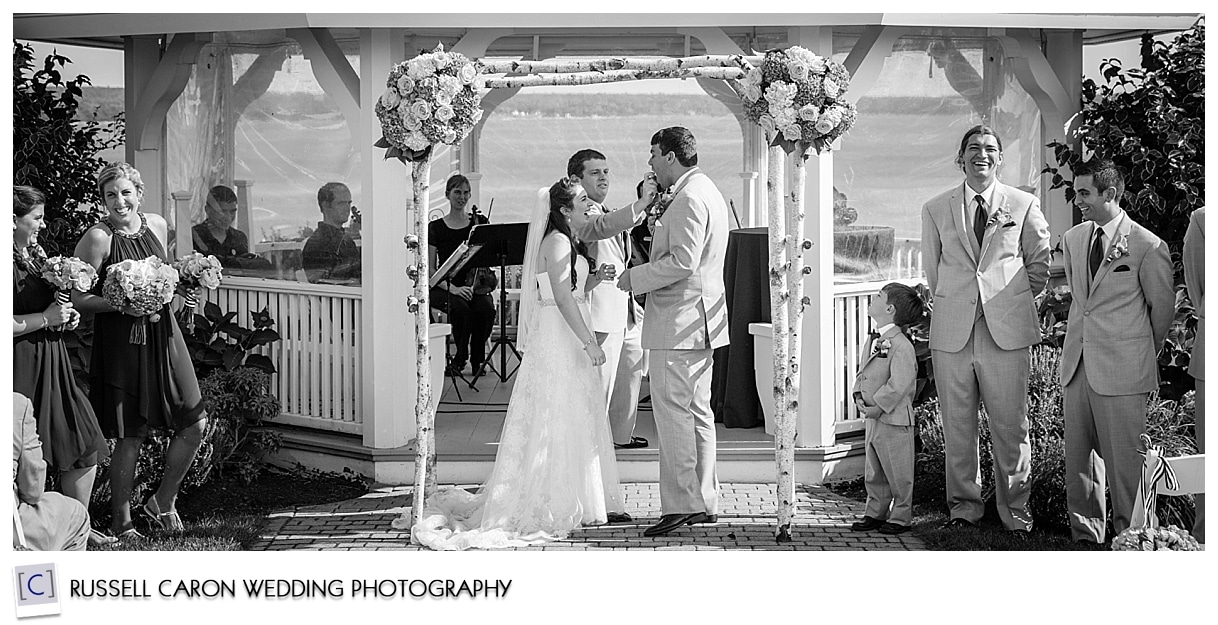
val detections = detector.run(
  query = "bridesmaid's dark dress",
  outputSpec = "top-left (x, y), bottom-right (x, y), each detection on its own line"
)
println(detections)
top-left (13, 246), bottom-right (108, 471)
top-left (89, 215), bottom-right (205, 438)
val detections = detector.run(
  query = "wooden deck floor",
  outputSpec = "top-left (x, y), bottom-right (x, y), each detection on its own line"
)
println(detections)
top-left (432, 351), bottom-right (775, 456)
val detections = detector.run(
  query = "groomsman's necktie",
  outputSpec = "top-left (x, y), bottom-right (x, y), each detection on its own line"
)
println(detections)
top-left (1089, 228), bottom-right (1105, 279)
top-left (972, 194), bottom-right (987, 248)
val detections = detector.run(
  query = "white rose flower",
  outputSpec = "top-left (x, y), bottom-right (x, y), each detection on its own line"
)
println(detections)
top-left (798, 104), bottom-right (820, 122)
top-left (745, 66), bottom-right (764, 86)
top-left (441, 128), bottom-right (458, 144)
top-left (787, 60), bottom-right (809, 82)
top-left (434, 104), bottom-right (455, 123)
top-left (758, 115), bottom-right (777, 141)
top-left (823, 78), bottom-right (840, 99)
top-left (814, 118), bottom-right (836, 135)
top-left (458, 63), bottom-right (478, 85)
top-left (381, 88), bottom-right (401, 109)
top-left (744, 84), bottom-right (763, 103)
top-left (434, 51), bottom-right (451, 69)
top-left (410, 99), bottom-right (433, 120)
top-left (399, 107), bottom-right (421, 130)
top-left (471, 107), bottom-right (484, 123)
top-left (434, 89), bottom-right (453, 107)
top-left (782, 123), bottom-right (803, 142)
top-left (396, 75), bottom-right (415, 95)
top-left (808, 56), bottom-right (827, 75)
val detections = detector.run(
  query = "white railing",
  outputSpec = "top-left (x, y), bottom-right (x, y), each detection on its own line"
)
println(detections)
top-left (831, 277), bottom-right (925, 435)
top-left (202, 277), bottom-right (364, 434)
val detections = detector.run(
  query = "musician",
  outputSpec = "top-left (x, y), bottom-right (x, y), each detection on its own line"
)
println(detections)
top-left (429, 174), bottom-right (497, 376)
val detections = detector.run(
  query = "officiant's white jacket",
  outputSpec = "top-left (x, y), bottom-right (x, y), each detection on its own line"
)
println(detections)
top-left (629, 171), bottom-right (730, 351)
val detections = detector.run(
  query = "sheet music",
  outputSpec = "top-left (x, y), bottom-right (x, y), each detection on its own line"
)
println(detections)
top-left (431, 242), bottom-right (484, 284)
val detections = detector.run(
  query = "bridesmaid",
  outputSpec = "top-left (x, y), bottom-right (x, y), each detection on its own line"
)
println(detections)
top-left (73, 163), bottom-right (208, 540)
top-left (12, 185), bottom-right (114, 547)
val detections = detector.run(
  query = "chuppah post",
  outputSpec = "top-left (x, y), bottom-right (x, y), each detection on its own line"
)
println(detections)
top-left (410, 150), bottom-right (437, 536)
top-left (776, 144), bottom-right (810, 542)
top-left (765, 144), bottom-right (791, 536)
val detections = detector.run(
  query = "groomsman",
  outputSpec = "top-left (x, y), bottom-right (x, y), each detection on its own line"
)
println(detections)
top-left (617, 127), bottom-right (729, 536)
top-left (1060, 159), bottom-right (1173, 543)
top-left (1183, 207), bottom-right (1204, 543)
top-left (921, 125), bottom-right (1050, 535)
top-left (570, 149), bottom-right (649, 450)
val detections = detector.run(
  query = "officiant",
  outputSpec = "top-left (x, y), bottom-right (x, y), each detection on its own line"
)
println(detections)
top-left (429, 174), bottom-right (497, 377)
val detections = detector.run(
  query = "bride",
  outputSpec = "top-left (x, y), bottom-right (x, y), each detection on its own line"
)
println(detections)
top-left (401, 177), bottom-right (632, 550)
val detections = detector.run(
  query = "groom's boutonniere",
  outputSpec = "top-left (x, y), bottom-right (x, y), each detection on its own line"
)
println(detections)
top-left (871, 337), bottom-right (891, 358)
top-left (1104, 233), bottom-right (1131, 264)
top-left (986, 208), bottom-right (1016, 230)
top-left (647, 188), bottom-right (675, 234)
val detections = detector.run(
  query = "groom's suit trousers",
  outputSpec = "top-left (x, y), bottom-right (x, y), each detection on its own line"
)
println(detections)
top-left (650, 349), bottom-right (719, 516)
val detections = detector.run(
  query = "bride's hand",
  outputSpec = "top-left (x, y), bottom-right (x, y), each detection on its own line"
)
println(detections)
top-left (587, 263), bottom-right (616, 290)
top-left (584, 341), bottom-right (606, 366)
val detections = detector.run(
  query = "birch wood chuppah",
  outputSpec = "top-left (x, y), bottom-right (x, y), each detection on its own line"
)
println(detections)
top-left (376, 44), bottom-right (857, 542)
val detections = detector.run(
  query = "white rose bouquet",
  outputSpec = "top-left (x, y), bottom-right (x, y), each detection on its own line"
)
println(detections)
top-left (738, 46), bottom-right (858, 154)
top-left (173, 252), bottom-right (223, 310)
top-left (375, 42), bottom-right (485, 162)
top-left (38, 255), bottom-right (97, 330)
top-left (1111, 525), bottom-right (1201, 551)
top-left (102, 256), bottom-right (180, 344)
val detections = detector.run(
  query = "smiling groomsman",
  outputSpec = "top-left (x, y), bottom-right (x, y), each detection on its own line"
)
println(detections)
top-left (570, 149), bottom-right (649, 451)
top-left (1060, 159), bottom-right (1174, 543)
top-left (921, 125), bottom-right (1050, 536)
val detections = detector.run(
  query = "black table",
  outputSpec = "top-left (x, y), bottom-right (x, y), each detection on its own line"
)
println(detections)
top-left (711, 227), bottom-right (770, 428)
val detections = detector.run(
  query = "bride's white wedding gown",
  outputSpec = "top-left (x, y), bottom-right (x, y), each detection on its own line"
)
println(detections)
top-left (402, 255), bottom-right (625, 550)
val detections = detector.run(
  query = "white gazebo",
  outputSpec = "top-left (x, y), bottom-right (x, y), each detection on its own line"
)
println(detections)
top-left (15, 12), bottom-right (1200, 484)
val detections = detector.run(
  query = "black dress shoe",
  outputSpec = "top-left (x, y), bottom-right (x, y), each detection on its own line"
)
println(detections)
top-left (878, 522), bottom-right (911, 535)
top-left (851, 516), bottom-right (885, 532)
top-left (614, 436), bottom-right (649, 449)
top-left (605, 512), bottom-right (632, 524)
top-left (644, 513), bottom-right (695, 537)
top-left (685, 512), bottom-right (717, 525)
top-left (940, 517), bottom-right (976, 530)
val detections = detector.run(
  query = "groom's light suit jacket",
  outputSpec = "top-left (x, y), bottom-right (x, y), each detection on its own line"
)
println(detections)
top-left (628, 170), bottom-right (730, 351)
top-left (922, 181), bottom-right (1050, 352)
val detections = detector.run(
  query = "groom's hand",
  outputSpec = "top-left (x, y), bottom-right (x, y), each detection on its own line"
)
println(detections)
top-left (616, 268), bottom-right (632, 292)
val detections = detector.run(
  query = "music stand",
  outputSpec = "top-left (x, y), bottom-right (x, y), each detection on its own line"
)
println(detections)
top-left (464, 222), bottom-right (529, 385)
top-left (432, 242), bottom-right (484, 393)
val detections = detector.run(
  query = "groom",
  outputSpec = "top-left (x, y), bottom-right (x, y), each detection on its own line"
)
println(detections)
top-left (617, 127), bottom-right (729, 537)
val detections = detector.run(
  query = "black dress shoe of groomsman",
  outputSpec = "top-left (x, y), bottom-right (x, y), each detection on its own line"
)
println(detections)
top-left (878, 522), bottom-right (911, 535)
top-left (644, 513), bottom-right (698, 537)
top-left (685, 512), bottom-right (717, 525)
top-left (851, 516), bottom-right (885, 532)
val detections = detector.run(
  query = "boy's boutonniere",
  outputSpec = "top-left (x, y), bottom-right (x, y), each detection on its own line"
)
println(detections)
top-left (871, 337), bottom-right (891, 358)
top-left (1104, 233), bottom-right (1130, 264)
top-left (986, 208), bottom-right (1016, 230)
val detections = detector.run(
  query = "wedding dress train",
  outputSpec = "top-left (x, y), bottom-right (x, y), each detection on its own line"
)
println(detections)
top-left (400, 256), bottom-right (625, 550)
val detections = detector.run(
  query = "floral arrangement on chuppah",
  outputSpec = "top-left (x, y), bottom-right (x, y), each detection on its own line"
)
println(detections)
top-left (374, 43), bottom-right (485, 163)
top-left (102, 256), bottom-right (179, 344)
top-left (739, 46), bottom-right (858, 154)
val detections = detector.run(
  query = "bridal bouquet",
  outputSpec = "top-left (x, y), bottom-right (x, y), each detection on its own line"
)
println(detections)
top-left (173, 252), bottom-right (223, 309)
top-left (375, 43), bottom-right (485, 162)
top-left (102, 256), bottom-right (180, 344)
top-left (739, 46), bottom-right (858, 153)
top-left (40, 255), bottom-right (98, 304)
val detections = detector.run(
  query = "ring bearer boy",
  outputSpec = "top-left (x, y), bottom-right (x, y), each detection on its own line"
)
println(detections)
top-left (850, 283), bottom-right (925, 535)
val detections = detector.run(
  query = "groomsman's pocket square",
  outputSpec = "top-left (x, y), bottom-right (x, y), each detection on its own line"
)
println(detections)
top-left (1002, 221), bottom-right (1017, 228)
top-left (1113, 265), bottom-right (1132, 272)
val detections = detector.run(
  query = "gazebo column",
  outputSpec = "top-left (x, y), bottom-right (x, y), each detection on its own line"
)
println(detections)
top-left (359, 28), bottom-right (415, 451)
top-left (124, 32), bottom-right (209, 256)
top-left (789, 26), bottom-right (837, 448)
top-left (1040, 29), bottom-right (1084, 238)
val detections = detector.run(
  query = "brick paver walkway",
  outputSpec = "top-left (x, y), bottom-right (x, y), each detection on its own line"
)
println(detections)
top-left (251, 483), bottom-right (926, 551)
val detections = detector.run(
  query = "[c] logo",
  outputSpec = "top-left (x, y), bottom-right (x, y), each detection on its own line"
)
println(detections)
top-left (13, 563), bottom-right (61, 618)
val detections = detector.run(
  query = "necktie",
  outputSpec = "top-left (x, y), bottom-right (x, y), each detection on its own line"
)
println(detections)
top-left (972, 194), bottom-right (987, 248)
top-left (1089, 228), bottom-right (1104, 279)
